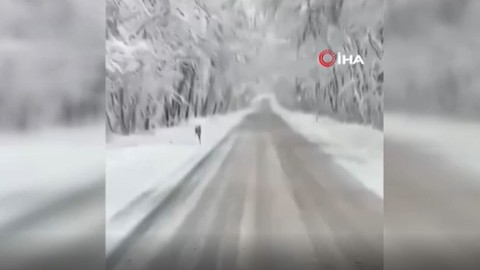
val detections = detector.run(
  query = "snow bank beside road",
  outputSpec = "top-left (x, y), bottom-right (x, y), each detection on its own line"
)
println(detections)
top-left (386, 113), bottom-right (480, 177)
top-left (268, 97), bottom-right (384, 198)
top-left (106, 109), bottom-right (251, 255)
top-left (0, 124), bottom-right (104, 229)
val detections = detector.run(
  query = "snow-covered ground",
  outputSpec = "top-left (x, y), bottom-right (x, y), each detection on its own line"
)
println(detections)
top-left (106, 109), bottom-right (252, 255)
top-left (0, 124), bottom-right (104, 230)
top-left (267, 96), bottom-right (384, 198)
top-left (386, 113), bottom-right (480, 177)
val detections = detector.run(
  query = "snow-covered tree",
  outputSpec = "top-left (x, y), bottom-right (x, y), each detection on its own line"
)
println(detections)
top-left (106, 0), bottom-right (256, 134)
top-left (0, 0), bottom-right (104, 130)
top-left (106, 0), bottom-right (384, 134)
top-left (385, 0), bottom-right (480, 118)
top-left (267, 0), bottom-right (384, 128)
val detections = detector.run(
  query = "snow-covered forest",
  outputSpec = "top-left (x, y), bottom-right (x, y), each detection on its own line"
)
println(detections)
top-left (266, 0), bottom-right (384, 128)
top-left (106, 0), bottom-right (384, 134)
top-left (106, 0), bottom-right (257, 134)
top-left (385, 0), bottom-right (480, 118)
top-left (0, 0), bottom-right (104, 130)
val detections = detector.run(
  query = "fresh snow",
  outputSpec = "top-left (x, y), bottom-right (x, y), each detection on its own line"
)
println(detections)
top-left (106, 109), bottom-right (252, 255)
top-left (0, 124), bottom-right (104, 229)
top-left (267, 96), bottom-right (384, 198)
top-left (386, 113), bottom-right (480, 177)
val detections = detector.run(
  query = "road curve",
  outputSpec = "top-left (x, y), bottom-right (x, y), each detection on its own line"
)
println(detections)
top-left (109, 103), bottom-right (383, 270)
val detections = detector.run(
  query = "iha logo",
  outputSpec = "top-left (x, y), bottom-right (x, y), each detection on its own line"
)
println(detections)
top-left (318, 49), bottom-right (364, 67)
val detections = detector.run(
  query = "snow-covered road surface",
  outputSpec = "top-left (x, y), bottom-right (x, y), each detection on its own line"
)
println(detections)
top-left (269, 96), bottom-right (383, 198)
top-left (384, 139), bottom-right (480, 270)
top-left (107, 101), bottom-right (383, 270)
top-left (106, 110), bottom-right (251, 255)
top-left (0, 124), bottom-right (105, 270)
top-left (0, 181), bottom-right (104, 270)
top-left (384, 113), bottom-right (480, 269)
top-left (386, 113), bottom-right (480, 177)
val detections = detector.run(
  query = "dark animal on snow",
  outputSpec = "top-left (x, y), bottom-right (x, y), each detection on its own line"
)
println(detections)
top-left (195, 125), bottom-right (201, 144)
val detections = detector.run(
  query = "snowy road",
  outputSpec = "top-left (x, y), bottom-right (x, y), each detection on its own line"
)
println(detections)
top-left (0, 182), bottom-right (104, 270)
top-left (108, 103), bottom-right (383, 270)
top-left (385, 140), bottom-right (480, 270)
